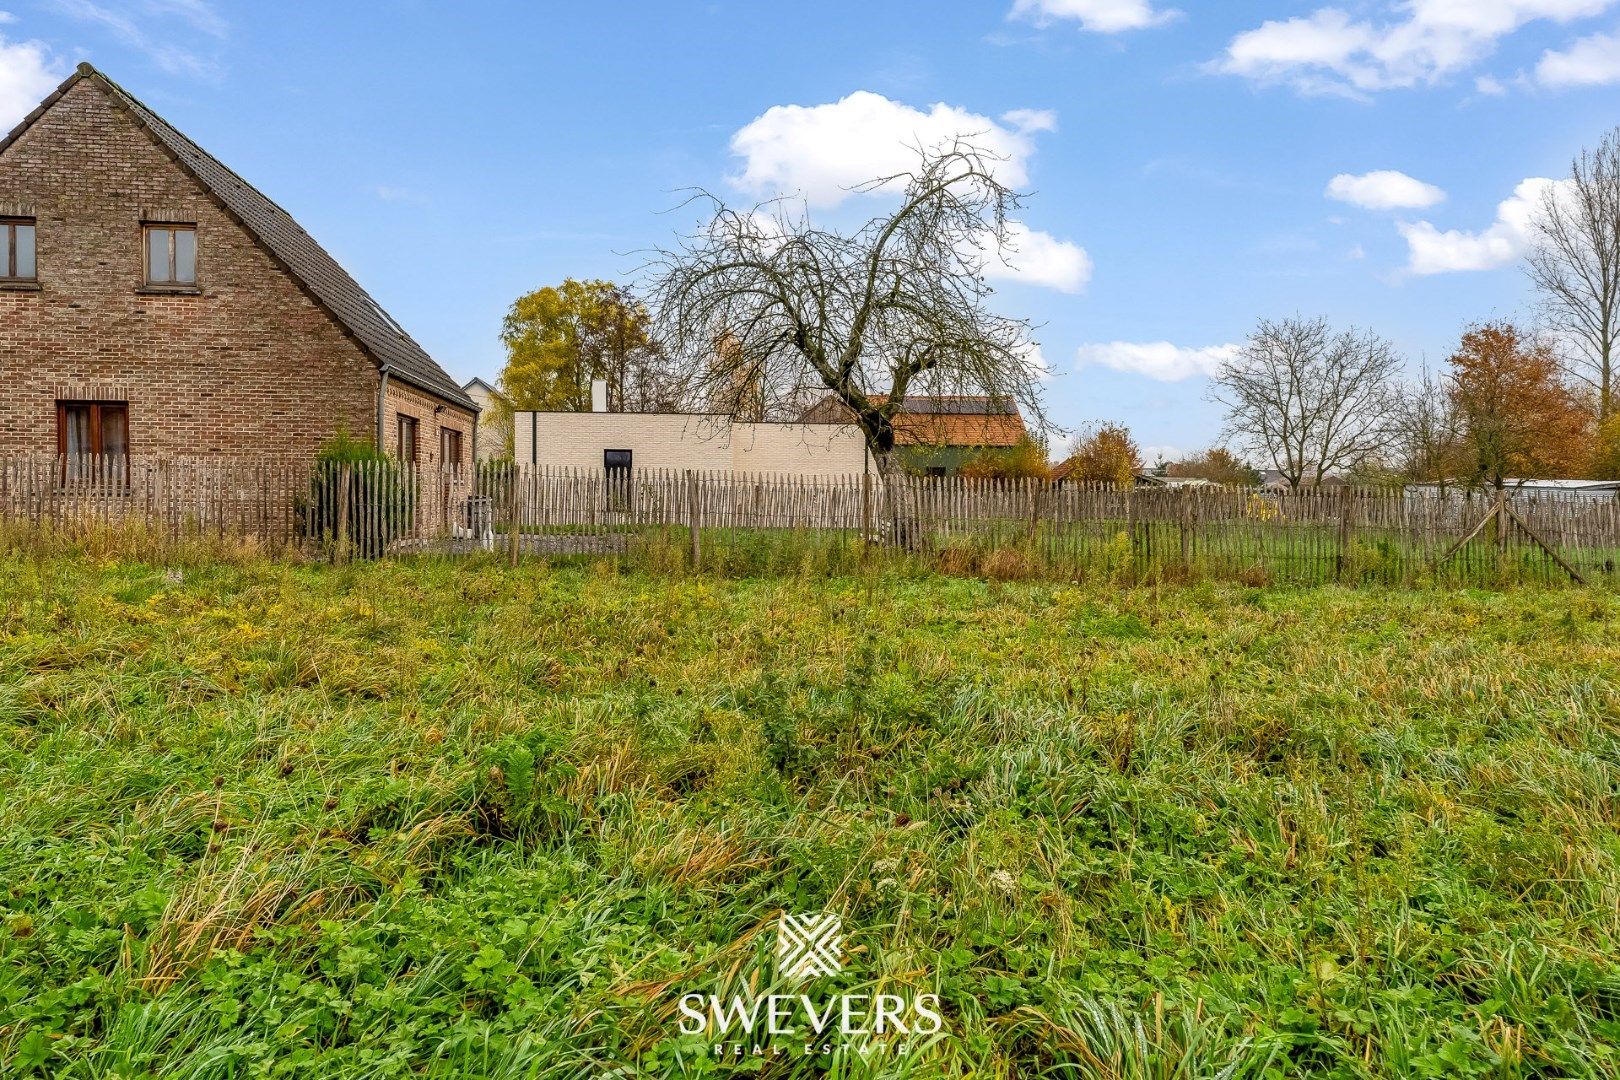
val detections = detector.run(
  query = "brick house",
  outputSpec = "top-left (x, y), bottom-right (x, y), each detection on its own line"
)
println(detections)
top-left (0, 63), bottom-right (475, 469)
top-left (798, 394), bottom-right (1029, 475)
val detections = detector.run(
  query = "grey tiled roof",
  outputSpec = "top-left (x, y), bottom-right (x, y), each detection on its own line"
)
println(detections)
top-left (891, 395), bottom-right (1016, 416)
top-left (82, 65), bottom-right (474, 411)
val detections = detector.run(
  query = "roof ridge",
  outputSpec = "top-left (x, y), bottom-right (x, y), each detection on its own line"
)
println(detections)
top-left (24, 62), bottom-right (474, 411)
top-left (81, 63), bottom-right (299, 221)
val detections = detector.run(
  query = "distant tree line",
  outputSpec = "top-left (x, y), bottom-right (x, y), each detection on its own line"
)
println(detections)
top-left (488, 127), bottom-right (1620, 491)
top-left (1106, 125), bottom-right (1620, 491)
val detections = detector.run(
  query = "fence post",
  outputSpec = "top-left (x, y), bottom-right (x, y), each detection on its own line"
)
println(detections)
top-left (1335, 486), bottom-right (1353, 581)
top-left (1125, 485), bottom-right (1139, 560)
top-left (686, 469), bottom-right (701, 570)
top-left (335, 464), bottom-right (351, 564)
top-left (1026, 478), bottom-right (1044, 549)
top-left (1179, 488), bottom-right (1193, 570)
top-left (861, 469), bottom-right (873, 564)
top-left (1494, 486), bottom-right (1508, 559)
top-left (508, 465), bottom-right (521, 567)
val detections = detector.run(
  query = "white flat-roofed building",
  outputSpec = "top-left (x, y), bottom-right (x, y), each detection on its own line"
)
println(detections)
top-left (511, 406), bottom-right (873, 477)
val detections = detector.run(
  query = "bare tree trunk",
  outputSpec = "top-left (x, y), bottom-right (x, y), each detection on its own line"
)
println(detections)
top-left (873, 448), bottom-right (920, 550)
top-left (647, 142), bottom-right (1049, 473)
top-left (1528, 128), bottom-right (1620, 422)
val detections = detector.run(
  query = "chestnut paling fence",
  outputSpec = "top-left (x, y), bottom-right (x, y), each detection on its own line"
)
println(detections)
top-left (4, 453), bottom-right (1620, 585)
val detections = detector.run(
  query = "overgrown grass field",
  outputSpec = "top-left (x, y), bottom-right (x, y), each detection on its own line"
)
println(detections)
top-left (2, 555), bottom-right (1618, 1077)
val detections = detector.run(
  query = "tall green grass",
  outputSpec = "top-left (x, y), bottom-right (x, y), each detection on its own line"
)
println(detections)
top-left (1, 556), bottom-right (1617, 1077)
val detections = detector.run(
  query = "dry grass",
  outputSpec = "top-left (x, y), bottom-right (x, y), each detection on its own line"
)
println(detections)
top-left (2, 556), bottom-right (1618, 1077)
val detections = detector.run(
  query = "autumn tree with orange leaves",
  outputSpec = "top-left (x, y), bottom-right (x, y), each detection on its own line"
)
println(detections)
top-left (1166, 446), bottom-right (1262, 486)
top-left (1446, 321), bottom-right (1592, 489)
top-left (1061, 422), bottom-right (1143, 487)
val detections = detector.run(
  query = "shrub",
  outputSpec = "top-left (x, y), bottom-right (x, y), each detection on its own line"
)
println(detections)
top-left (298, 431), bottom-right (415, 558)
top-left (958, 436), bottom-right (1052, 480)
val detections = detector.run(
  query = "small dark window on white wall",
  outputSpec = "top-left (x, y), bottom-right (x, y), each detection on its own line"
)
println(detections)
top-left (144, 224), bottom-right (197, 286)
top-left (603, 449), bottom-right (632, 510)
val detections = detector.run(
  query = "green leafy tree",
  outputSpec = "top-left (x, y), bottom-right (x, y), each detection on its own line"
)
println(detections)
top-left (497, 279), bottom-right (672, 413)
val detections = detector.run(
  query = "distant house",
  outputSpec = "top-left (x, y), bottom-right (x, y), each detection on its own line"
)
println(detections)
top-left (798, 394), bottom-right (1028, 476)
top-left (1048, 465), bottom-right (1209, 488)
top-left (1137, 474), bottom-right (1214, 489)
top-left (0, 63), bottom-right (475, 466)
top-left (1407, 479), bottom-right (1620, 501)
top-left (511, 381), bottom-right (871, 476)
top-left (1258, 469), bottom-right (1344, 491)
top-left (462, 378), bottom-right (510, 462)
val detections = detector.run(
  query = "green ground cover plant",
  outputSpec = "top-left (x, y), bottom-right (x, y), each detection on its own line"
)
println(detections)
top-left (1, 555), bottom-right (1617, 1077)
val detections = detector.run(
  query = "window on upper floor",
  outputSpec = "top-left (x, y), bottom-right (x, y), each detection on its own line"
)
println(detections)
top-left (2, 218), bottom-right (36, 282)
top-left (144, 224), bottom-right (197, 287)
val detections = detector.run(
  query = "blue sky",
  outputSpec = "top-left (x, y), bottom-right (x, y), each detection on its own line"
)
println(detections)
top-left (3, 1), bottom-right (1618, 460)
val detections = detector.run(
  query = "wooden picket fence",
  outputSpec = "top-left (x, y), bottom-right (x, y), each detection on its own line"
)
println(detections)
top-left (4, 454), bottom-right (1620, 586)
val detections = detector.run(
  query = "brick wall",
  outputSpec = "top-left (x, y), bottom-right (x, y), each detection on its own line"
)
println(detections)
top-left (382, 378), bottom-right (473, 472)
top-left (0, 77), bottom-right (471, 463)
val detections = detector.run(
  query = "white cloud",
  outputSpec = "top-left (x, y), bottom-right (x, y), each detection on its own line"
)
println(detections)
top-left (728, 90), bottom-right (1053, 208)
top-left (1398, 177), bottom-right (1566, 274)
top-left (0, 31), bottom-right (65, 130)
top-left (978, 220), bottom-right (1093, 293)
top-left (142, 0), bottom-right (227, 37)
top-left (1326, 170), bottom-right (1447, 210)
top-left (1000, 107), bottom-right (1058, 134)
top-left (1536, 28), bottom-right (1620, 86)
top-left (1010, 0), bottom-right (1178, 33)
top-left (50, 0), bottom-right (226, 77)
top-left (1022, 341), bottom-right (1055, 381)
top-left (1214, 0), bottom-right (1617, 95)
top-left (727, 91), bottom-right (1089, 293)
top-left (1076, 341), bottom-right (1239, 381)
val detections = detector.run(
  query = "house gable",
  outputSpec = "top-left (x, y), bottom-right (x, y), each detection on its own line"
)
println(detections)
top-left (0, 66), bottom-right (473, 465)
top-left (0, 77), bottom-right (380, 457)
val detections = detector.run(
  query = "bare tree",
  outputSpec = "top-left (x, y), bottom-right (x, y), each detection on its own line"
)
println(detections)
top-left (1527, 127), bottom-right (1620, 421)
top-left (1390, 362), bottom-right (1465, 485)
top-left (1210, 316), bottom-right (1401, 489)
top-left (647, 142), bottom-right (1045, 480)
